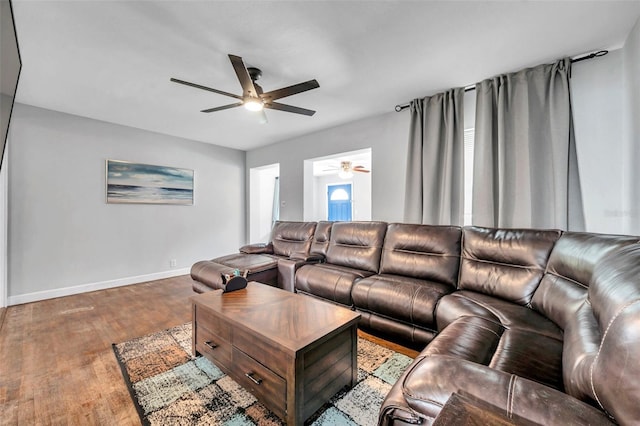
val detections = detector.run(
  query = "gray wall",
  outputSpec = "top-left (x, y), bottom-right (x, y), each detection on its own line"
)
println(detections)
top-left (247, 111), bottom-right (410, 224)
top-left (8, 104), bottom-right (245, 299)
top-left (623, 17), bottom-right (640, 234)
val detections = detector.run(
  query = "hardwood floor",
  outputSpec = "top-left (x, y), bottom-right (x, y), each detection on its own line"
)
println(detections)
top-left (0, 277), bottom-right (419, 425)
top-left (0, 307), bottom-right (6, 334)
top-left (0, 276), bottom-right (194, 426)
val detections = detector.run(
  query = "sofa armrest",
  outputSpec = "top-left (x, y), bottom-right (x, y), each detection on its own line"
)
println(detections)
top-left (277, 257), bottom-right (323, 292)
top-left (239, 243), bottom-right (274, 254)
top-left (289, 251), bottom-right (325, 262)
top-left (380, 355), bottom-right (614, 426)
top-left (433, 392), bottom-right (542, 426)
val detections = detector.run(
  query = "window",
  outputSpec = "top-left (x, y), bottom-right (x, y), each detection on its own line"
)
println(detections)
top-left (329, 188), bottom-right (350, 201)
top-left (463, 128), bottom-right (475, 226)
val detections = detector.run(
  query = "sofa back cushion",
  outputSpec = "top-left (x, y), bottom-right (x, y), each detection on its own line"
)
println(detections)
top-left (310, 221), bottom-right (333, 256)
top-left (379, 223), bottom-right (461, 286)
top-left (532, 232), bottom-right (638, 330)
top-left (587, 243), bottom-right (640, 424)
top-left (270, 221), bottom-right (317, 257)
top-left (325, 221), bottom-right (387, 273)
top-left (458, 226), bottom-right (561, 305)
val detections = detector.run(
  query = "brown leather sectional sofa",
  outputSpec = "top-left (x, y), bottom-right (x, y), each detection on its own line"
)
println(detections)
top-left (190, 220), bottom-right (640, 425)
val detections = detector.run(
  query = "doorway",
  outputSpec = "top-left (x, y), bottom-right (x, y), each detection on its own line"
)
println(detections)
top-left (303, 148), bottom-right (372, 221)
top-left (327, 184), bottom-right (352, 221)
top-left (249, 163), bottom-right (280, 243)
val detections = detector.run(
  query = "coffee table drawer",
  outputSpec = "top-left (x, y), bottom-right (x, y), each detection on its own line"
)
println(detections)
top-left (195, 306), bottom-right (231, 341)
top-left (233, 347), bottom-right (286, 415)
top-left (233, 330), bottom-right (287, 377)
top-left (196, 326), bottom-right (232, 369)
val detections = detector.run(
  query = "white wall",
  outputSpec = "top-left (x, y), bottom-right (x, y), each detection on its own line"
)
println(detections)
top-left (623, 17), bottom-right (640, 234)
top-left (247, 111), bottom-right (409, 223)
top-left (8, 104), bottom-right (245, 303)
top-left (571, 49), bottom-right (627, 234)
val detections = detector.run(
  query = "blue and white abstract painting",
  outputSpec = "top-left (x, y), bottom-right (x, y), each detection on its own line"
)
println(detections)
top-left (106, 160), bottom-right (194, 205)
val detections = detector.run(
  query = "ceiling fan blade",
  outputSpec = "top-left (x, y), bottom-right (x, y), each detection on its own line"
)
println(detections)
top-left (261, 79), bottom-right (320, 102)
top-left (200, 102), bottom-right (243, 113)
top-left (353, 166), bottom-right (370, 173)
top-left (228, 54), bottom-right (259, 98)
top-left (170, 78), bottom-right (242, 100)
top-left (264, 101), bottom-right (316, 116)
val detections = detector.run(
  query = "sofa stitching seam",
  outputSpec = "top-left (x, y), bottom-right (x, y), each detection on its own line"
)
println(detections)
top-left (409, 286), bottom-right (419, 324)
top-left (388, 248), bottom-right (457, 257)
top-left (545, 271), bottom-right (588, 289)
top-left (508, 375), bottom-right (516, 418)
top-left (462, 256), bottom-right (545, 271)
top-left (590, 299), bottom-right (639, 417)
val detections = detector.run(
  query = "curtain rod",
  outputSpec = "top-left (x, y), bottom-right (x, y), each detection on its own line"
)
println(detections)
top-left (394, 50), bottom-right (608, 112)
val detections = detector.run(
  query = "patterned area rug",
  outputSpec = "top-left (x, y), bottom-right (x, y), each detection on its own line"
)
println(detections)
top-left (112, 323), bottom-right (413, 425)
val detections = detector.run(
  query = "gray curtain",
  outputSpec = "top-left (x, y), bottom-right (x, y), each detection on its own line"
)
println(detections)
top-left (472, 58), bottom-right (585, 230)
top-left (404, 88), bottom-right (465, 225)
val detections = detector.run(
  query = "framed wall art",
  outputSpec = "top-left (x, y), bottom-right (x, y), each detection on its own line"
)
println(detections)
top-left (106, 160), bottom-right (194, 205)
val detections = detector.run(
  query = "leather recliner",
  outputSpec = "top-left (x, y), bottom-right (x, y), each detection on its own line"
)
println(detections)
top-left (295, 221), bottom-right (387, 306)
top-left (190, 221), bottom-right (317, 292)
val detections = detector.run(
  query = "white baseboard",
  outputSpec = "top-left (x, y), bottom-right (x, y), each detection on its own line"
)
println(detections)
top-left (7, 268), bottom-right (191, 306)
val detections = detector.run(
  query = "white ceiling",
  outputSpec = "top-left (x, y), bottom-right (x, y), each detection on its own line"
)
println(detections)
top-left (11, 1), bottom-right (640, 151)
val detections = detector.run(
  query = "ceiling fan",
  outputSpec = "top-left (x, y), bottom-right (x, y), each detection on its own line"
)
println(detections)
top-left (325, 161), bottom-right (371, 179)
top-left (170, 54), bottom-right (320, 123)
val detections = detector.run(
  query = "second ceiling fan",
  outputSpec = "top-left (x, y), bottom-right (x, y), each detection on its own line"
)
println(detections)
top-left (171, 54), bottom-right (320, 123)
top-left (324, 161), bottom-right (371, 179)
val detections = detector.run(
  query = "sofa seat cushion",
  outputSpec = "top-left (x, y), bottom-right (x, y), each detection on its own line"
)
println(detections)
top-left (356, 312), bottom-right (437, 350)
top-left (212, 253), bottom-right (279, 274)
top-left (379, 354), bottom-right (614, 426)
top-left (436, 290), bottom-right (563, 340)
top-left (295, 263), bottom-right (374, 306)
top-left (426, 315), bottom-right (564, 390)
top-left (351, 274), bottom-right (453, 329)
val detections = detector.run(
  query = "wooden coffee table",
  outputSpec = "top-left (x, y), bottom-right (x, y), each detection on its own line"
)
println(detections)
top-left (192, 282), bottom-right (361, 425)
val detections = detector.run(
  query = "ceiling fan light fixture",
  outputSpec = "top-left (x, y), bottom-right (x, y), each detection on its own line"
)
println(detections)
top-left (338, 161), bottom-right (354, 179)
top-left (338, 169), bottom-right (353, 179)
top-left (171, 54), bottom-right (318, 119)
top-left (243, 98), bottom-right (264, 111)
